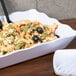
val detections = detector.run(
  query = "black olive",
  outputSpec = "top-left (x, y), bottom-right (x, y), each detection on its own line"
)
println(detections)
top-left (36, 27), bottom-right (43, 34)
top-left (32, 35), bottom-right (40, 42)
top-left (55, 34), bottom-right (60, 38)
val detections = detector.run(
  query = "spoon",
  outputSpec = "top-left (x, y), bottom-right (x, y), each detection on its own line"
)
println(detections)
top-left (0, 0), bottom-right (12, 23)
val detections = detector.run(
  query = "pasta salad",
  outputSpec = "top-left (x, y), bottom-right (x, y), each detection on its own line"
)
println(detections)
top-left (0, 20), bottom-right (59, 55)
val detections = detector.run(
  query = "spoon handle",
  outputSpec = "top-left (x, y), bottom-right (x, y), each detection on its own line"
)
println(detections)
top-left (0, 0), bottom-right (12, 23)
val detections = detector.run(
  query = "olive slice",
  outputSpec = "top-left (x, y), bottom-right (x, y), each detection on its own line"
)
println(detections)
top-left (55, 34), bottom-right (60, 38)
top-left (32, 35), bottom-right (40, 42)
top-left (36, 27), bottom-right (43, 34)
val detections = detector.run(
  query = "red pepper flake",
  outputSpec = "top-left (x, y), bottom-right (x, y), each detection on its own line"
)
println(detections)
top-left (20, 24), bottom-right (26, 27)
top-left (40, 40), bottom-right (43, 43)
top-left (15, 30), bottom-right (20, 34)
top-left (29, 31), bottom-right (34, 35)
top-left (30, 22), bottom-right (33, 24)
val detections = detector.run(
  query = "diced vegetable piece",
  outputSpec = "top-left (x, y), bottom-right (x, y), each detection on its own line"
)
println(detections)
top-left (40, 33), bottom-right (47, 40)
top-left (0, 40), bottom-right (3, 44)
top-left (8, 25), bottom-right (15, 29)
top-left (0, 33), bottom-right (3, 36)
top-left (20, 24), bottom-right (26, 27)
top-left (21, 23), bottom-right (31, 33)
top-left (15, 41), bottom-right (25, 50)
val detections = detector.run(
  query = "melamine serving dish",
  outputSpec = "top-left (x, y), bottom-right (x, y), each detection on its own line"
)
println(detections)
top-left (0, 9), bottom-right (76, 69)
